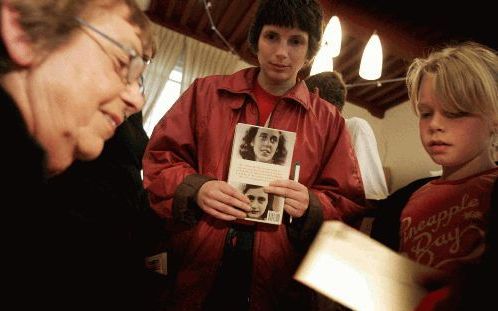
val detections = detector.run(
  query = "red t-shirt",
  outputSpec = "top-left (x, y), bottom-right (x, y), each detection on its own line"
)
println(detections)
top-left (253, 81), bottom-right (279, 126)
top-left (399, 167), bottom-right (498, 272)
top-left (415, 286), bottom-right (451, 311)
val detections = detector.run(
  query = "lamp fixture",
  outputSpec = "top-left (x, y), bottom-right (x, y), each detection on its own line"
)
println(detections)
top-left (309, 18), bottom-right (389, 84)
top-left (359, 31), bottom-right (383, 80)
top-left (322, 16), bottom-right (342, 57)
top-left (310, 46), bottom-right (333, 75)
top-left (309, 15), bottom-right (341, 75)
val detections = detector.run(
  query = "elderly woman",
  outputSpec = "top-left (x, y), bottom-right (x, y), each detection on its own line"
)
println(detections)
top-left (1, 0), bottom-right (152, 309)
top-left (1, 0), bottom-right (151, 174)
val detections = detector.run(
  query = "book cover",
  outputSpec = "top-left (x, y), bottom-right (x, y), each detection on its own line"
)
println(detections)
top-left (294, 221), bottom-right (442, 311)
top-left (227, 123), bottom-right (296, 225)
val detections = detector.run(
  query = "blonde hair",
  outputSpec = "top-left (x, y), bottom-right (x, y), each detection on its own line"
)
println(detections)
top-left (406, 42), bottom-right (498, 122)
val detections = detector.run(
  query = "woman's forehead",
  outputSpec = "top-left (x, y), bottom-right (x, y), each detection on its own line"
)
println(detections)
top-left (246, 187), bottom-right (266, 195)
top-left (85, 4), bottom-right (145, 54)
top-left (258, 128), bottom-right (279, 135)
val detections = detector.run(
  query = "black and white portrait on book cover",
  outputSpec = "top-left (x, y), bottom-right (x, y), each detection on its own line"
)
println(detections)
top-left (228, 123), bottom-right (296, 225)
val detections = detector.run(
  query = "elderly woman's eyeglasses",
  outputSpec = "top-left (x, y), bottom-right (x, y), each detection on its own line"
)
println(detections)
top-left (75, 17), bottom-right (150, 85)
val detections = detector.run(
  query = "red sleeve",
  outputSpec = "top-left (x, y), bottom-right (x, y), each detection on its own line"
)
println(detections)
top-left (311, 109), bottom-right (366, 222)
top-left (143, 80), bottom-right (201, 222)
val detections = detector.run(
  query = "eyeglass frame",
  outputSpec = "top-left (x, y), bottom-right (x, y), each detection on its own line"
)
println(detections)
top-left (75, 17), bottom-right (150, 85)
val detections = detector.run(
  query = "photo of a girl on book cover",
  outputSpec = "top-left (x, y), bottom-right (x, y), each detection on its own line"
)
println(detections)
top-left (242, 184), bottom-right (275, 220)
top-left (239, 126), bottom-right (287, 165)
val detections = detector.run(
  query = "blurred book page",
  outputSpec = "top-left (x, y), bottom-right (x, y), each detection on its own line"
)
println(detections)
top-left (295, 221), bottom-right (439, 311)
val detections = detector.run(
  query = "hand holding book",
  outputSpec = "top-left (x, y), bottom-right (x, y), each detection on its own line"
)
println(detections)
top-left (197, 180), bottom-right (251, 221)
top-left (227, 123), bottom-right (297, 225)
top-left (266, 169), bottom-right (308, 221)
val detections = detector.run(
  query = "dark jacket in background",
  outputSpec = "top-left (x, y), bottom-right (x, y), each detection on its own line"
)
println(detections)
top-left (47, 112), bottom-right (169, 311)
top-left (1, 86), bottom-right (55, 310)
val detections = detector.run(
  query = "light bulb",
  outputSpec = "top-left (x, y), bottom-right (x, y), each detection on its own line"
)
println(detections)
top-left (359, 32), bottom-right (383, 80)
top-left (322, 16), bottom-right (342, 57)
top-left (310, 46), bottom-right (333, 76)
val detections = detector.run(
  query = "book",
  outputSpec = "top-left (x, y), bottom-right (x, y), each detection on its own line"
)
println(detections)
top-left (145, 252), bottom-right (167, 276)
top-left (227, 123), bottom-right (296, 225)
top-left (294, 221), bottom-right (443, 311)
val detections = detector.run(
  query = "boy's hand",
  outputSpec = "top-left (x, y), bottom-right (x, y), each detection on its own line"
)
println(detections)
top-left (197, 180), bottom-right (251, 221)
top-left (266, 179), bottom-right (309, 218)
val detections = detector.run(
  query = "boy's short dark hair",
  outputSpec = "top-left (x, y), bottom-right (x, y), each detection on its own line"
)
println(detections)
top-left (248, 0), bottom-right (323, 59)
top-left (305, 71), bottom-right (347, 111)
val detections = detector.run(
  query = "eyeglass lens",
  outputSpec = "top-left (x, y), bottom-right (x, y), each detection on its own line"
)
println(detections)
top-left (138, 75), bottom-right (145, 95)
top-left (128, 56), bottom-right (146, 83)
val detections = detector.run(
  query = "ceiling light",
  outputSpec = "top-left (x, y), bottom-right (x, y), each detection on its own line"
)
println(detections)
top-left (359, 31), bottom-right (383, 80)
top-left (310, 46), bottom-right (333, 75)
top-left (322, 16), bottom-right (342, 57)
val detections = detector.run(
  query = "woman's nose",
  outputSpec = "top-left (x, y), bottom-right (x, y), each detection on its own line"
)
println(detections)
top-left (121, 81), bottom-right (145, 116)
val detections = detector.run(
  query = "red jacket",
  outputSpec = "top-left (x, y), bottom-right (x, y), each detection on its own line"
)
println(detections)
top-left (143, 68), bottom-right (365, 310)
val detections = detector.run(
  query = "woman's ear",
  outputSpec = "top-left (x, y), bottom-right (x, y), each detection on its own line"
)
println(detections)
top-left (1, 2), bottom-right (35, 67)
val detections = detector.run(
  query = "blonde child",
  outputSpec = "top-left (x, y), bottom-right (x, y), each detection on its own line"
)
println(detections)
top-left (400, 42), bottom-right (497, 310)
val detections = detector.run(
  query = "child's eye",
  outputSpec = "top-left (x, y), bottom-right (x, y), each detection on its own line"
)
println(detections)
top-left (444, 111), bottom-right (468, 118)
top-left (419, 111), bottom-right (432, 118)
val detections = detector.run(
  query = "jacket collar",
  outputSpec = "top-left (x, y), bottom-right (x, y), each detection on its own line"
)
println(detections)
top-left (218, 67), bottom-right (312, 110)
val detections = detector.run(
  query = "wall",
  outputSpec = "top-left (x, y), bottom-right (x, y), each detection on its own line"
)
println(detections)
top-left (342, 101), bottom-right (440, 193)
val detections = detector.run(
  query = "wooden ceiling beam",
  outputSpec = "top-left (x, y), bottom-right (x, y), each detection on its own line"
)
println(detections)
top-left (179, 0), bottom-right (196, 26)
top-left (363, 82), bottom-right (403, 102)
top-left (216, 1), bottom-right (241, 34)
top-left (383, 95), bottom-right (410, 111)
top-left (380, 87), bottom-right (410, 106)
top-left (320, 0), bottom-right (429, 60)
top-left (195, 2), bottom-right (210, 35)
top-left (350, 83), bottom-right (378, 98)
top-left (228, 1), bottom-right (258, 44)
top-left (165, 0), bottom-right (177, 20)
top-left (147, 14), bottom-right (226, 52)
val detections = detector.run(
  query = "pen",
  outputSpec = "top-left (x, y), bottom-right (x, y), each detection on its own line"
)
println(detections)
top-left (289, 161), bottom-right (300, 224)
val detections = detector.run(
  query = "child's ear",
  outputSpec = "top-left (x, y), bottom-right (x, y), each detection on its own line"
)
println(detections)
top-left (1, 2), bottom-right (36, 67)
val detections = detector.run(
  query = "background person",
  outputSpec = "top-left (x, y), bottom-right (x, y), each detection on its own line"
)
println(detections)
top-left (47, 111), bottom-right (170, 311)
top-left (0, 0), bottom-right (152, 309)
top-left (305, 71), bottom-right (389, 200)
top-left (143, 0), bottom-right (365, 309)
top-left (239, 126), bottom-right (288, 164)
